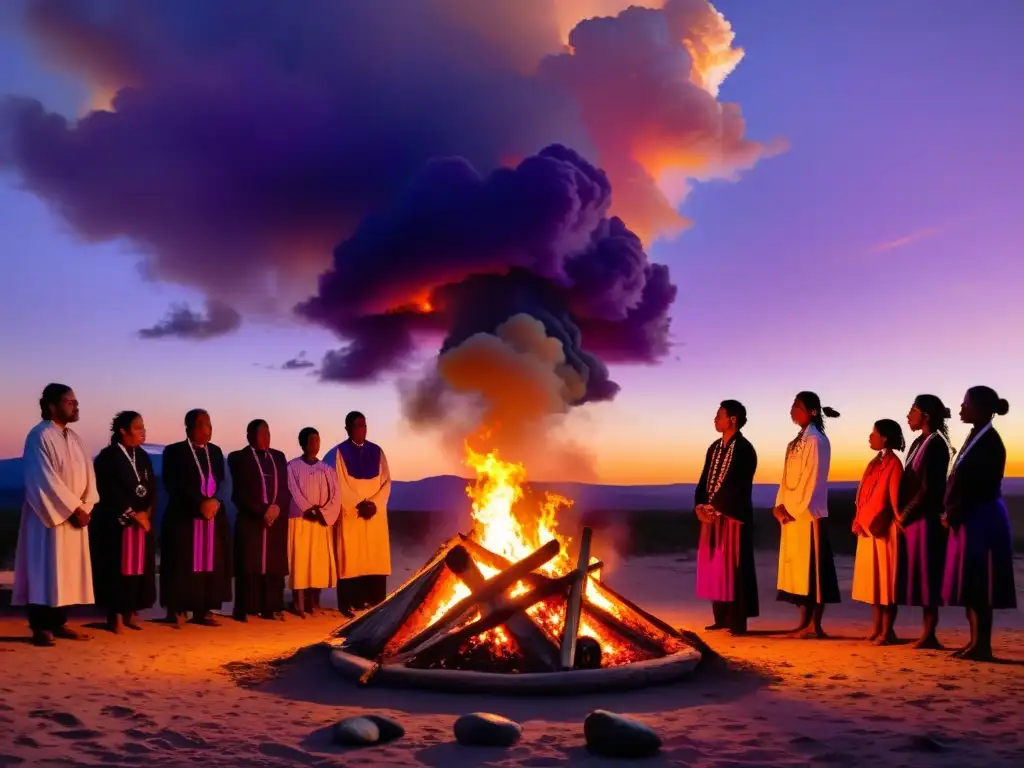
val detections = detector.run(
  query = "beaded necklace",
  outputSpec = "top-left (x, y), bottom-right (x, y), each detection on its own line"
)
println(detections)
top-left (706, 437), bottom-right (737, 499)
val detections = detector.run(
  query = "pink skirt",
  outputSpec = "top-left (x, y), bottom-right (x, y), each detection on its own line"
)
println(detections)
top-left (696, 515), bottom-right (743, 602)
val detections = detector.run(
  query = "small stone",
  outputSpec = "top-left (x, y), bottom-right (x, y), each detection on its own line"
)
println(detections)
top-left (364, 714), bottom-right (404, 744)
top-left (332, 716), bottom-right (380, 747)
top-left (453, 713), bottom-right (522, 748)
top-left (584, 710), bottom-right (661, 758)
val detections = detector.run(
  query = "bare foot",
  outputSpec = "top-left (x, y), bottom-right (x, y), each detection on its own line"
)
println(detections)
top-left (958, 646), bottom-right (994, 662)
top-left (52, 626), bottom-right (90, 641)
top-left (911, 635), bottom-right (942, 650)
top-left (795, 625), bottom-right (827, 639)
top-left (873, 632), bottom-right (898, 646)
top-left (951, 643), bottom-right (973, 658)
top-left (865, 629), bottom-right (881, 642)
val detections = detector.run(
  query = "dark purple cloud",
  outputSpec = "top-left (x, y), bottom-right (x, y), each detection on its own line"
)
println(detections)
top-left (137, 299), bottom-right (240, 340)
top-left (280, 352), bottom-right (315, 371)
top-left (298, 145), bottom-right (675, 401)
top-left (1, 0), bottom-right (774, 396)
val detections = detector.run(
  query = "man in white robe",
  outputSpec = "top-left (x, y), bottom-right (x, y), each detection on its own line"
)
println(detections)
top-left (13, 383), bottom-right (98, 646)
top-left (326, 411), bottom-right (392, 618)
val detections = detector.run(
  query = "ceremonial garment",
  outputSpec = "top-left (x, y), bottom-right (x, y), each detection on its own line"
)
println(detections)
top-left (13, 421), bottom-right (98, 632)
top-left (941, 424), bottom-right (1016, 609)
top-left (286, 457), bottom-right (340, 590)
top-left (90, 444), bottom-right (158, 615)
top-left (160, 441), bottom-right (233, 614)
top-left (776, 424), bottom-right (841, 605)
top-left (693, 432), bottom-right (759, 630)
top-left (328, 439), bottom-right (392, 611)
top-left (851, 452), bottom-right (902, 605)
top-left (895, 433), bottom-right (951, 607)
top-left (229, 446), bottom-right (290, 617)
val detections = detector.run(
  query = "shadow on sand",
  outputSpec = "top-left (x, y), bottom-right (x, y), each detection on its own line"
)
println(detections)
top-left (230, 635), bottom-right (777, 724)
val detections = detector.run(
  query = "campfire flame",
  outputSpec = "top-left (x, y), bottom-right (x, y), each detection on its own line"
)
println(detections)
top-left (423, 444), bottom-right (631, 663)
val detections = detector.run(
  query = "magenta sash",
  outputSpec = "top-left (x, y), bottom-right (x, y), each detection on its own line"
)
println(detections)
top-left (193, 472), bottom-right (217, 573)
top-left (121, 525), bottom-right (146, 577)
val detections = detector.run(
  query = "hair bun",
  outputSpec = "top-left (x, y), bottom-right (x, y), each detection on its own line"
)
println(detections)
top-left (822, 406), bottom-right (840, 418)
top-left (995, 398), bottom-right (1010, 416)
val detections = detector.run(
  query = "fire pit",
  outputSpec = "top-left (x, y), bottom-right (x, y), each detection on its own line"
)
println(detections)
top-left (328, 449), bottom-right (701, 694)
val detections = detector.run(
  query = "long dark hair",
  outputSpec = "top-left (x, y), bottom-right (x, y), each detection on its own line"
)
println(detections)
top-left (913, 394), bottom-right (951, 441)
top-left (874, 418), bottom-right (906, 452)
top-left (795, 391), bottom-right (840, 433)
top-left (110, 411), bottom-right (141, 445)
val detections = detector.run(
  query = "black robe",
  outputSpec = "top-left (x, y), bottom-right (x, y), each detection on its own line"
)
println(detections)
top-left (90, 444), bottom-right (158, 613)
top-left (894, 434), bottom-right (950, 606)
top-left (228, 447), bottom-right (290, 580)
top-left (694, 432), bottom-right (760, 620)
top-left (159, 440), bottom-right (233, 612)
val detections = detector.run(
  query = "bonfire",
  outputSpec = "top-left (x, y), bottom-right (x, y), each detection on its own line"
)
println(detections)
top-left (330, 446), bottom-right (700, 693)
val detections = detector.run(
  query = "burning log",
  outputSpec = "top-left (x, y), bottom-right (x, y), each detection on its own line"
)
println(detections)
top-left (559, 526), bottom-right (592, 669)
top-left (398, 570), bottom-right (581, 669)
top-left (337, 538), bottom-right (454, 658)
top-left (392, 538), bottom-right (561, 658)
top-left (445, 545), bottom-right (561, 671)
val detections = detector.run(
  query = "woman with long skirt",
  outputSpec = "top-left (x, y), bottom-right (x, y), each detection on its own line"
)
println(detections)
top-left (91, 411), bottom-right (158, 633)
top-left (774, 391), bottom-right (843, 638)
top-left (851, 419), bottom-right (904, 645)
top-left (894, 395), bottom-right (952, 649)
top-left (942, 386), bottom-right (1016, 661)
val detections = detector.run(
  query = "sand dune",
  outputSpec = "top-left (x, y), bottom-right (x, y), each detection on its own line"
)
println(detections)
top-left (1, 550), bottom-right (1022, 767)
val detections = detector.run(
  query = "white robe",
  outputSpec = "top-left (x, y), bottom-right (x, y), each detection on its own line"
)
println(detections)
top-left (13, 420), bottom-right (98, 607)
top-left (328, 444), bottom-right (392, 579)
top-left (286, 457), bottom-right (340, 590)
top-left (775, 425), bottom-right (831, 597)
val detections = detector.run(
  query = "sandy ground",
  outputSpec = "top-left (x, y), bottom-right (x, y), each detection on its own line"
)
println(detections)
top-left (1, 550), bottom-right (1022, 767)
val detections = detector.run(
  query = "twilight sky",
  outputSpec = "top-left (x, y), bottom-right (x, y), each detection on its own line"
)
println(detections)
top-left (0, 0), bottom-right (1021, 484)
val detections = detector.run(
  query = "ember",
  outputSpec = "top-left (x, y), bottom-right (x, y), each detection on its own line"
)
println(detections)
top-left (331, 447), bottom-right (699, 691)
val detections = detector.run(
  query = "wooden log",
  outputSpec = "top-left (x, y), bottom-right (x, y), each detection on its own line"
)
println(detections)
top-left (330, 645), bottom-right (702, 695)
top-left (559, 526), bottom-right (592, 669)
top-left (341, 559), bottom-right (447, 658)
top-left (447, 546), bottom-right (561, 671)
top-left (583, 602), bottom-right (668, 657)
top-left (589, 580), bottom-right (687, 641)
top-left (337, 535), bottom-right (459, 640)
top-left (392, 539), bottom-right (561, 656)
top-left (399, 570), bottom-right (581, 669)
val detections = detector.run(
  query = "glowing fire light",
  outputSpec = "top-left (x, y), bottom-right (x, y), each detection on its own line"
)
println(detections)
top-left (423, 443), bottom-right (629, 664)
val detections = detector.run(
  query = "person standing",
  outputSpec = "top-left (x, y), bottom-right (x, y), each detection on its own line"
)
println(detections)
top-left (851, 419), bottom-right (905, 645)
top-left (942, 386), bottom-right (1015, 661)
top-left (286, 427), bottom-right (340, 617)
top-left (895, 394), bottom-right (952, 649)
top-left (91, 411), bottom-right (158, 633)
top-left (329, 411), bottom-right (392, 618)
top-left (693, 400), bottom-right (759, 635)
top-left (229, 419), bottom-right (290, 621)
top-left (160, 409), bottom-right (232, 627)
top-left (774, 391), bottom-right (842, 638)
top-left (13, 383), bottom-right (98, 646)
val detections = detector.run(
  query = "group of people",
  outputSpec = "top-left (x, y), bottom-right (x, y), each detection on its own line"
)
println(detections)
top-left (12, 383), bottom-right (393, 646)
top-left (693, 387), bottom-right (1016, 662)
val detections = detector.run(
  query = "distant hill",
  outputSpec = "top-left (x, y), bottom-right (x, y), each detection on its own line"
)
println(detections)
top-left (4, 451), bottom-right (1020, 516)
